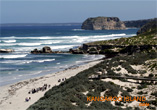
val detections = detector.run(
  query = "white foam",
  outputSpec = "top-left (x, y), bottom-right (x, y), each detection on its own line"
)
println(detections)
top-left (0, 33), bottom-right (126, 40)
top-left (57, 62), bottom-right (60, 65)
top-left (0, 43), bottom-right (41, 46)
top-left (40, 40), bottom-right (62, 44)
top-left (50, 45), bottom-right (76, 50)
top-left (72, 29), bottom-right (84, 31)
top-left (1, 58), bottom-right (55, 64)
top-left (2, 40), bottom-right (16, 43)
top-left (0, 54), bottom-right (27, 59)
top-left (18, 43), bottom-right (42, 46)
top-left (0, 43), bottom-right (16, 46)
top-left (32, 71), bottom-right (42, 75)
top-left (24, 59), bottom-right (55, 64)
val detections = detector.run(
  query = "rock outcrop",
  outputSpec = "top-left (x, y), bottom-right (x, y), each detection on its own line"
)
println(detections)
top-left (0, 49), bottom-right (14, 53)
top-left (31, 46), bottom-right (53, 54)
top-left (69, 44), bottom-right (157, 57)
top-left (81, 17), bottom-right (126, 30)
top-left (137, 18), bottom-right (157, 35)
top-left (31, 46), bottom-right (68, 54)
top-left (124, 18), bottom-right (155, 28)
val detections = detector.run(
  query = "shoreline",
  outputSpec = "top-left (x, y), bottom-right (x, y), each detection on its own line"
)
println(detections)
top-left (0, 58), bottom-right (103, 110)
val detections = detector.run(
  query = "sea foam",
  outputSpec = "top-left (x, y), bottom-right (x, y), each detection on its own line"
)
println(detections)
top-left (0, 54), bottom-right (27, 59)
top-left (2, 40), bottom-right (16, 43)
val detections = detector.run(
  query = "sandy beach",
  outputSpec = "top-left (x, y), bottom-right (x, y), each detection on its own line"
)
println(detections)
top-left (0, 59), bottom-right (103, 110)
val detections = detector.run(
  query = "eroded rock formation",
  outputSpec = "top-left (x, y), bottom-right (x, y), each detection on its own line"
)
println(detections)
top-left (81, 17), bottom-right (126, 30)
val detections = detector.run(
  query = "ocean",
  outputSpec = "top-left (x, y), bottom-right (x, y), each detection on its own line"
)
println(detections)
top-left (0, 24), bottom-right (138, 86)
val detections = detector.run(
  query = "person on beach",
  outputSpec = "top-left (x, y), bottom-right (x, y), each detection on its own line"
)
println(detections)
top-left (25, 97), bottom-right (29, 102)
top-left (58, 79), bottom-right (61, 82)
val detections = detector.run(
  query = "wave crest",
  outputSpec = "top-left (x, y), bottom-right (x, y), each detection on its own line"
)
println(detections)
top-left (0, 54), bottom-right (27, 59)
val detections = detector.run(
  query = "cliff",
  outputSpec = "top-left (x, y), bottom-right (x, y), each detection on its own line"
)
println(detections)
top-left (81, 17), bottom-right (126, 30)
top-left (124, 18), bottom-right (155, 28)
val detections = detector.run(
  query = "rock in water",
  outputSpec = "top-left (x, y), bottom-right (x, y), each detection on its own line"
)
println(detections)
top-left (31, 46), bottom-right (53, 54)
top-left (0, 49), bottom-right (14, 53)
top-left (42, 46), bottom-right (53, 53)
top-left (81, 17), bottom-right (126, 30)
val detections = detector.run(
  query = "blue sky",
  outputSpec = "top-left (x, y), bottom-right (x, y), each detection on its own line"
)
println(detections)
top-left (1, 0), bottom-right (156, 23)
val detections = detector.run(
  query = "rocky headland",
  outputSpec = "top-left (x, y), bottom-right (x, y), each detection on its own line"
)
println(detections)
top-left (137, 18), bottom-right (157, 35)
top-left (81, 17), bottom-right (126, 30)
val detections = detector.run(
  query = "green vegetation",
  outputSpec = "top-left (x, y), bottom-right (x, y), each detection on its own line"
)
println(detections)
top-left (87, 27), bottom-right (157, 46)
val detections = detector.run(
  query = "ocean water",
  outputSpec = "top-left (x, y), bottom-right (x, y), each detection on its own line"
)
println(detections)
top-left (0, 25), bottom-right (138, 86)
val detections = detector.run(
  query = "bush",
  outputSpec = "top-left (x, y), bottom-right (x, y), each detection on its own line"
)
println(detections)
top-left (137, 84), bottom-right (147, 89)
top-left (126, 88), bottom-right (133, 92)
top-left (151, 91), bottom-right (157, 97)
top-left (149, 73), bottom-right (154, 77)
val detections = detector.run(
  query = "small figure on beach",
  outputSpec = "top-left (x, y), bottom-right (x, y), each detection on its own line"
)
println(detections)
top-left (58, 79), bottom-right (61, 82)
top-left (25, 97), bottom-right (29, 102)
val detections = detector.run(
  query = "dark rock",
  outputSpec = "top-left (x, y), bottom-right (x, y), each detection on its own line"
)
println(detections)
top-left (81, 17), bottom-right (126, 30)
top-left (69, 43), bottom-right (157, 56)
top-left (87, 47), bottom-right (100, 54)
top-left (69, 49), bottom-right (84, 54)
top-left (31, 46), bottom-right (53, 54)
top-left (0, 49), bottom-right (14, 53)
top-left (42, 46), bottom-right (53, 53)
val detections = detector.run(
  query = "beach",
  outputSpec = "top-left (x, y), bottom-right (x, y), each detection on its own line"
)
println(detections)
top-left (0, 59), bottom-right (103, 110)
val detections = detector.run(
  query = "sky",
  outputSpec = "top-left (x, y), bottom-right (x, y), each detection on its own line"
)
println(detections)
top-left (0, 0), bottom-right (157, 23)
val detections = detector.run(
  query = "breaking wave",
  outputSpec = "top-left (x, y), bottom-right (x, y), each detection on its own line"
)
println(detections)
top-left (0, 54), bottom-right (27, 59)
top-left (0, 33), bottom-right (126, 40)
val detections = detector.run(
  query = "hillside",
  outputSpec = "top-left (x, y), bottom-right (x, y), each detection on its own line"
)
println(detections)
top-left (124, 18), bottom-right (155, 28)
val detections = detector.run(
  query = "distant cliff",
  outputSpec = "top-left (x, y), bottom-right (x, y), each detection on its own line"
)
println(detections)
top-left (81, 17), bottom-right (126, 30)
top-left (137, 18), bottom-right (157, 35)
top-left (124, 18), bottom-right (155, 28)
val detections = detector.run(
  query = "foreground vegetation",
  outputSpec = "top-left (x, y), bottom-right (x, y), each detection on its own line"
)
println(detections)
top-left (28, 51), bottom-right (157, 110)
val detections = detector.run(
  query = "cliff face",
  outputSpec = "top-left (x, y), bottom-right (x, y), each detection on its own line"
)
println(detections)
top-left (81, 17), bottom-right (126, 30)
top-left (124, 18), bottom-right (155, 28)
top-left (137, 18), bottom-right (157, 35)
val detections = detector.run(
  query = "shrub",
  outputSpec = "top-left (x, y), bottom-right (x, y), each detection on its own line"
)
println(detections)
top-left (126, 88), bottom-right (133, 92)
